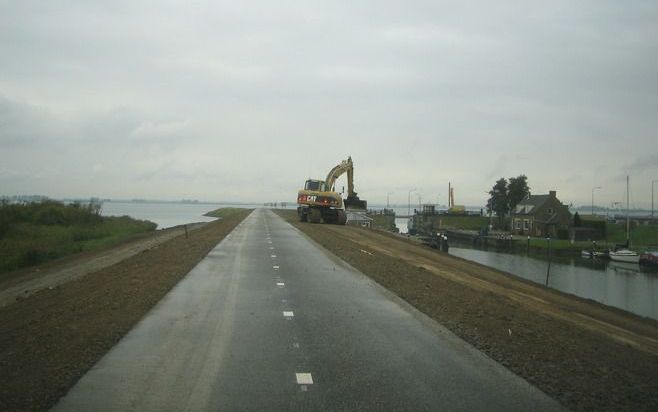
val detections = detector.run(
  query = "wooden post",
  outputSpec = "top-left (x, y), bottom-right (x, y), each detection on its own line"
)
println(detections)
top-left (184, 224), bottom-right (189, 239)
top-left (545, 237), bottom-right (551, 286)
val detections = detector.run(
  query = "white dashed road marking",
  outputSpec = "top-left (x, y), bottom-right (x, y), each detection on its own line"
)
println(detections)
top-left (296, 373), bottom-right (313, 385)
top-left (283, 311), bottom-right (294, 318)
top-left (273, 265), bottom-right (279, 270)
top-left (276, 282), bottom-right (285, 287)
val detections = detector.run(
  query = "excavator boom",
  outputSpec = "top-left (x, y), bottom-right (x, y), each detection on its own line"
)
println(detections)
top-left (324, 156), bottom-right (367, 210)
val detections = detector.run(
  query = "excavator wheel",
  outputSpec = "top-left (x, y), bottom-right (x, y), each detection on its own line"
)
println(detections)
top-left (323, 213), bottom-right (336, 224)
top-left (336, 210), bottom-right (347, 225)
top-left (309, 208), bottom-right (322, 223)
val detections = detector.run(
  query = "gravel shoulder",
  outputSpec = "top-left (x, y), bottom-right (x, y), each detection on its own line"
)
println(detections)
top-left (0, 210), bottom-right (251, 412)
top-left (275, 209), bottom-right (658, 412)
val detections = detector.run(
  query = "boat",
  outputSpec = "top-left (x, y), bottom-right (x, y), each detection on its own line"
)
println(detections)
top-left (609, 249), bottom-right (640, 263)
top-left (608, 176), bottom-right (640, 264)
top-left (581, 250), bottom-right (608, 259)
top-left (640, 251), bottom-right (658, 267)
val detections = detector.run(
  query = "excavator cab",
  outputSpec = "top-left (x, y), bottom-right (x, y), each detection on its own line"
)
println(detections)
top-left (304, 179), bottom-right (327, 191)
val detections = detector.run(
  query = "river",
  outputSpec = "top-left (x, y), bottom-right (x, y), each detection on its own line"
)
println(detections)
top-left (448, 243), bottom-right (658, 321)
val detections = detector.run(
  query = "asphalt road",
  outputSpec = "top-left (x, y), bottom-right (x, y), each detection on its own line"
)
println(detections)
top-left (52, 209), bottom-right (562, 411)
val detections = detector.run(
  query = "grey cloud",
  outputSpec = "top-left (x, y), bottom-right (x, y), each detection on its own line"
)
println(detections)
top-left (1, 1), bottom-right (658, 205)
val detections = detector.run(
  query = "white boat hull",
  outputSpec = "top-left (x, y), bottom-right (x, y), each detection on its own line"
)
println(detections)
top-left (609, 250), bottom-right (640, 263)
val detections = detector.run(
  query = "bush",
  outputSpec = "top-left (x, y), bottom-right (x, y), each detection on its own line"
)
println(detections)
top-left (0, 201), bottom-right (156, 275)
top-left (22, 248), bottom-right (48, 266)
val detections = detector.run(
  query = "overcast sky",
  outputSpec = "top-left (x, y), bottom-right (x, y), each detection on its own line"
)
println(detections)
top-left (1, 1), bottom-right (657, 208)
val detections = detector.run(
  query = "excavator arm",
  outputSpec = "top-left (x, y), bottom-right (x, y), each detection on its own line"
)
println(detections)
top-left (325, 157), bottom-right (354, 194)
top-left (324, 156), bottom-right (367, 210)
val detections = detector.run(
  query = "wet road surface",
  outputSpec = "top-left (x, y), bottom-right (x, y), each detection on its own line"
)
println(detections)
top-left (52, 209), bottom-right (562, 411)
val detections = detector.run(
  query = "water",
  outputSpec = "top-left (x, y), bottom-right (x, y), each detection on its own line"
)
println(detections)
top-left (448, 244), bottom-right (658, 321)
top-left (395, 217), bottom-right (409, 234)
top-left (101, 201), bottom-right (264, 229)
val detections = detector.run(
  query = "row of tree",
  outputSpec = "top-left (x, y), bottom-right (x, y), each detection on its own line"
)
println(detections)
top-left (486, 175), bottom-right (531, 220)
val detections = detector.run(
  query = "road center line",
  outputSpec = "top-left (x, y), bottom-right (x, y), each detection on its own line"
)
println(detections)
top-left (283, 311), bottom-right (294, 318)
top-left (296, 373), bottom-right (313, 385)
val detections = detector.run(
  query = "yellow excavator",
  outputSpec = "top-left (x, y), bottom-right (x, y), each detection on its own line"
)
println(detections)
top-left (297, 156), bottom-right (367, 224)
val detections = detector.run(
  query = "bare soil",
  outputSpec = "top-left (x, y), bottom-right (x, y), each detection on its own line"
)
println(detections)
top-left (0, 210), bottom-right (251, 412)
top-left (275, 209), bottom-right (658, 412)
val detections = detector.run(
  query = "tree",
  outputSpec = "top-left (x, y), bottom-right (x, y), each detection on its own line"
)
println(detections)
top-left (487, 178), bottom-right (509, 222)
top-left (574, 211), bottom-right (582, 227)
top-left (507, 175), bottom-right (530, 211)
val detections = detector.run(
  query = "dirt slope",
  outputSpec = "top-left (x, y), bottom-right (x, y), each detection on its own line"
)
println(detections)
top-left (276, 209), bottom-right (658, 412)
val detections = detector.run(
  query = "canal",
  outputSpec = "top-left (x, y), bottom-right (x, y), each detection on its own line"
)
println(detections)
top-left (448, 243), bottom-right (658, 321)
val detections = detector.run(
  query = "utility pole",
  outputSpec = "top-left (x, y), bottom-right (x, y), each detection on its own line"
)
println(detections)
top-left (651, 180), bottom-right (658, 220)
top-left (408, 188), bottom-right (416, 217)
top-left (387, 192), bottom-right (394, 209)
top-left (591, 186), bottom-right (601, 217)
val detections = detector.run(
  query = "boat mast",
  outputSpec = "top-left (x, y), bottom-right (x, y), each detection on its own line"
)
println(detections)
top-left (626, 175), bottom-right (630, 245)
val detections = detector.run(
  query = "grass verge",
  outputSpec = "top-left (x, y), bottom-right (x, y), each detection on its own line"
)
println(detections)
top-left (0, 201), bottom-right (156, 275)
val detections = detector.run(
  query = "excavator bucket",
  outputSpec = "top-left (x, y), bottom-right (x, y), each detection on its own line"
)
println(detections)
top-left (344, 194), bottom-right (367, 210)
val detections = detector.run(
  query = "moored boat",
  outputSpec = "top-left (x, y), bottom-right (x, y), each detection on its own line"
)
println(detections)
top-left (640, 251), bottom-right (658, 267)
top-left (609, 249), bottom-right (640, 264)
top-left (608, 176), bottom-right (640, 264)
top-left (581, 250), bottom-right (608, 259)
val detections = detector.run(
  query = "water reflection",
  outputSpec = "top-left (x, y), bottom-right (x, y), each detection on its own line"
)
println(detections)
top-left (448, 245), bottom-right (658, 321)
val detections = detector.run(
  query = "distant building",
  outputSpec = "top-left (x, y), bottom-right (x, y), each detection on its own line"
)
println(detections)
top-left (511, 191), bottom-right (571, 237)
top-left (346, 210), bottom-right (372, 228)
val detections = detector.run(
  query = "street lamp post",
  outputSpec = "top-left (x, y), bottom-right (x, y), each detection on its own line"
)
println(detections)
top-left (653, 180), bottom-right (658, 219)
top-left (387, 192), bottom-right (394, 209)
top-left (408, 188), bottom-right (416, 217)
top-left (591, 186), bottom-right (602, 217)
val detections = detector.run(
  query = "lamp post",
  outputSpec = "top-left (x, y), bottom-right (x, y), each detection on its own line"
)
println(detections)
top-left (387, 192), bottom-right (394, 210)
top-left (408, 188), bottom-right (416, 217)
top-left (651, 180), bottom-right (658, 220)
top-left (591, 186), bottom-right (601, 217)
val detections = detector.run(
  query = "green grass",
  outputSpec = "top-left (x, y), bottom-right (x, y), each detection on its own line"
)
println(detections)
top-left (522, 223), bottom-right (658, 251)
top-left (0, 201), bottom-right (156, 275)
top-left (204, 207), bottom-right (251, 218)
top-left (606, 222), bottom-right (658, 248)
